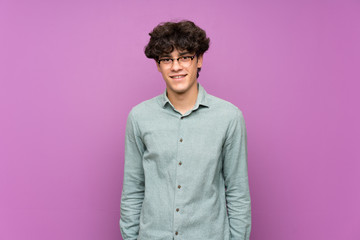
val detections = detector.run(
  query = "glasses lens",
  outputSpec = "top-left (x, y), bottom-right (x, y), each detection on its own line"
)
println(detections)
top-left (159, 56), bottom-right (194, 68)
top-left (179, 56), bottom-right (193, 67)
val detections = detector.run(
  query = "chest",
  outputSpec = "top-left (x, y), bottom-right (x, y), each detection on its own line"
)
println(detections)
top-left (138, 112), bottom-right (229, 166)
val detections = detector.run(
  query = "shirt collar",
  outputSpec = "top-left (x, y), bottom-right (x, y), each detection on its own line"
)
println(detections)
top-left (161, 82), bottom-right (210, 109)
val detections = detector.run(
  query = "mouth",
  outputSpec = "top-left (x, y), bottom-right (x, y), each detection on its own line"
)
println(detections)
top-left (170, 74), bottom-right (187, 80)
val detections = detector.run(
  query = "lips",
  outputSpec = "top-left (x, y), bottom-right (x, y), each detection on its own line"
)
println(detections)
top-left (170, 74), bottom-right (187, 79)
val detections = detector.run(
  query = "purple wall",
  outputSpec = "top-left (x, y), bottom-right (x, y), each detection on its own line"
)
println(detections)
top-left (1, 1), bottom-right (359, 239)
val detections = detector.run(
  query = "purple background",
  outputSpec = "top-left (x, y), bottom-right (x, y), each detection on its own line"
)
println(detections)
top-left (1, 1), bottom-right (359, 239)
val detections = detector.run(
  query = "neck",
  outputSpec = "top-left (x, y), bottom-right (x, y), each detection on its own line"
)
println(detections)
top-left (166, 82), bottom-right (198, 115)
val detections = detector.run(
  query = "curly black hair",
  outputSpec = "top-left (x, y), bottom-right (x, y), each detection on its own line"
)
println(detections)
top-left (144, 20), bottom-right (210, 78)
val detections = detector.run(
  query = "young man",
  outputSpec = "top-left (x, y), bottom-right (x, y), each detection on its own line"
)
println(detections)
top-left (120, 20), bottom-right (251, 240)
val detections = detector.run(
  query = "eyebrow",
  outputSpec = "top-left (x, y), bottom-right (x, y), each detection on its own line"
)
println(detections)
top-left (179, 51), bottom-right (191, 56)
top-left (159, 51), bottom-right (191, 58)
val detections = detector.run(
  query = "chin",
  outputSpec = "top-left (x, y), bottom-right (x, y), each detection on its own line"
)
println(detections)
top-left (172, 87), bottom-right (187, 94)
top-left (168, 82), bottom-right (188, 91)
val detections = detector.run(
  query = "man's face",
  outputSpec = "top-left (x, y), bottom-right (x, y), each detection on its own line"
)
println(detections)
top-left (156, 48), bottom-right (203, 96)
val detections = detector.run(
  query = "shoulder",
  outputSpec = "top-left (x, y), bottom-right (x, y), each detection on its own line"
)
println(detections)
top-left (206, 93), bottom-right (244, 120)
top-left (127, 94), bottom-right (163, 120)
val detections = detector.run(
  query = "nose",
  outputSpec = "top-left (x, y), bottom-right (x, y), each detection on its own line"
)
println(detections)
top-left (170, 59), bottom-right (182, 71)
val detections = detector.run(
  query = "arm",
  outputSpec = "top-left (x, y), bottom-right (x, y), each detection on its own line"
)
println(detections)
top-left (222, 109), bottom-right (251, 240)
top-left (120, 110), bottom-right (145, 240)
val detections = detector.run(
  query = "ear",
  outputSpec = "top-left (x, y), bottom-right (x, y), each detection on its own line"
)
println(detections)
top-left (156, 60), bottom-right (161, 72)
top-left (197, 54), bottom-right (203, 68)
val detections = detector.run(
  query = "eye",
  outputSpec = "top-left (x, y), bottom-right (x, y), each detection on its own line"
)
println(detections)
top-left (160, 59), bottom-right (172, 63)
top-left (180, 56), bottom-right (192, 61)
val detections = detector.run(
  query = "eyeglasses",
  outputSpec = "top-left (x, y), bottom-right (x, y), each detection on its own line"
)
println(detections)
top-left (157, 55), bottom-right (196, 68)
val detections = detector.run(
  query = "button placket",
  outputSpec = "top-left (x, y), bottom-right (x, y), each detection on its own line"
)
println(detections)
top-left (174, 115), bottom-right (184, 238)
top-left (176, 136), bottom-right (182, 217)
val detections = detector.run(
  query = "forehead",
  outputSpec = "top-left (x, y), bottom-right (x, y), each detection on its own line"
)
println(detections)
top-left (159, 48), bottom-right (193, 57)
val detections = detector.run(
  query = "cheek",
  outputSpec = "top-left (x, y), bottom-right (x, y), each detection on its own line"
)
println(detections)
top-left (161, 71), bottom-right (171, 83)
top-left (190, 66), bottom-right (198, 76)
top-left (162, 71), bottom-right (169, 79)
top-left (159, 69), bottom-right (168, 78)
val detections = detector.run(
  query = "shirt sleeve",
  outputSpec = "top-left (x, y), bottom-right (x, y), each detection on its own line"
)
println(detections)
top-left (119, 110), bottom-right (145, 240)
top-left (222, 109), bottom-right (251, 240)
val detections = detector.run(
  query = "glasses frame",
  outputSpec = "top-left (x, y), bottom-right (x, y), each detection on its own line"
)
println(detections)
top-left (157, 54), bottom-right (197, 67)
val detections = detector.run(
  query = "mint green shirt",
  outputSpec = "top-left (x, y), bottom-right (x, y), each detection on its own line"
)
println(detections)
top-left (120, 82), bottom-right (251, 240)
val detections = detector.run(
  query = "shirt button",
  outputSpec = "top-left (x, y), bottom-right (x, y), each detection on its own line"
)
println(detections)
top-left (175, 231), bottom-right (178, 235)
top-left (178, 185), bottom-right (181, 189)
top-left (176, 208), bottom-right (179, 212)
top-left (179, 161), bottom-right (182, 166)
top-left (179, 138), bottom-right (183, 142)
